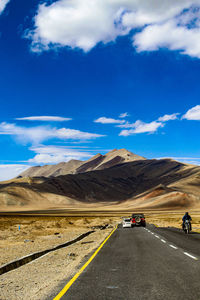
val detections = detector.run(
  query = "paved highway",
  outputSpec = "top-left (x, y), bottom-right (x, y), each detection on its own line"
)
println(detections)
top-left (51, 225), bottom-right (200, 300)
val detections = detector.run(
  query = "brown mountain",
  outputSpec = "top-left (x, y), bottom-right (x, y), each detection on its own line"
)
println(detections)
top-left (1, 157), bottom-right (200, 211)
top-left (75, 149), bottom-right (145, 173)
top-left (19, 149), bottom-right (145, 178)
top-left (20, 159), bottom-right (83, 178)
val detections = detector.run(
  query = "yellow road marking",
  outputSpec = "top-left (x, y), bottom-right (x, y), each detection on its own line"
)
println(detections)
top-left (53, 226), bottom-right (117, 300)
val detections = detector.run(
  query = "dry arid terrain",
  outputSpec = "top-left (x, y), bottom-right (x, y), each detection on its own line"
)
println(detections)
top-left (0, 212), bottom-right (200, 300)
top-left (0, 216), bottom-right (119, 266)
top-left (0, 216), bottom-right (119, 300)
top-left (1, 154), bottom-right (200, 212)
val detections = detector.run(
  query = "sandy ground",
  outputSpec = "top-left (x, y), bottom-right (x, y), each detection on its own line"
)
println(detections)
top-left (0, 216), bottom-right (119, 265)
top-left (0, 212), bottom-right (200, 300)
top-left (0, 228), bottom-right (117, 300)
top-left (0, 216), bottom-right (119, 300)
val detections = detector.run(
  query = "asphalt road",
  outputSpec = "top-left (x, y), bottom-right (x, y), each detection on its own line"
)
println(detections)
top-left (52, 225), bottom-right (200, 300)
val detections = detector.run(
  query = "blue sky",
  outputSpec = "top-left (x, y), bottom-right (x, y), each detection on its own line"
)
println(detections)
top-left (1, 0), bottom-right (200, 180)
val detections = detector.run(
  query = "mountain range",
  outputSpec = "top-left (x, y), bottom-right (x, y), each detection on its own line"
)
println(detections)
top-left (19, 149), bottom-right (145, 177)
top-left (0, 149), bottom-right (200, 211)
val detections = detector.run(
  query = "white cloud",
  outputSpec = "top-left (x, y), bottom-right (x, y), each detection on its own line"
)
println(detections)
top-left (0, 122), bottom-right (104, 144)
top-left (28, 0), bottom-right (129, 52)
top-left (0, 164), bottom-right (29, 181)
top-left (0, 0), bottom-right (9, 14)
top-left (119, 120), bottom-right (164, 136)
top-left (117, 121), bottom-right (137, 128)
top-left (28, 145), bottom-right (92, 164)
top-left (94, 117), bottom-right (125, 124)
top-left (158, 113), bottom-right (179, 122)
top-left (27, 0), bottom-right (200, 58)
top-left (133, 19), bottom-right (200, 58)
top-left (16, 116), bottom-right (72, 122)
top-left (119, 112), bottom-right (129, 118)
top-left (182, 105), bottom-right (200, 120)
top-left (118, 112), bottom-right (179, 135)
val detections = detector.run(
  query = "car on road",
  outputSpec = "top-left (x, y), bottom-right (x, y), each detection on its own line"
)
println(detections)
top-left (122, 218), bottom-right (132, 228)
top-left (131, 213), bottom-right (146, 227)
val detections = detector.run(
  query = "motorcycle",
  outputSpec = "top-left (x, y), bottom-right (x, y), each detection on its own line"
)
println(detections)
top-left (183, 220), bottom-right (191, 234)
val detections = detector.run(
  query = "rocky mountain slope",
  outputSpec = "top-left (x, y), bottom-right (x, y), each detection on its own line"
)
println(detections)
top-left (19, 160), bottom-right (83, 178)
top-left (19, 149), bottom-right (145, 178)
top-left (1, 157), bottom-right (200, 211)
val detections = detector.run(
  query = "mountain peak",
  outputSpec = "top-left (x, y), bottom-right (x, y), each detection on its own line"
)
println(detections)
top-left (19, 149), bottom-right (145, 178)
top-left (106, 149), bottom-right (118, 154)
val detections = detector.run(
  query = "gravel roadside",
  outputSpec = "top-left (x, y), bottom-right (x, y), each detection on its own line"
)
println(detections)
top-left (0, 226), bottom-right (115, 300)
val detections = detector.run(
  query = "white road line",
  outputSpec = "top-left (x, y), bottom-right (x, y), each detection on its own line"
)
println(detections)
top-left (146, 230), bottom-right (198, 262)
top-left (169, 245), bottom-right (178, 250)
top-left (184, 252), bottom-right (198, 260)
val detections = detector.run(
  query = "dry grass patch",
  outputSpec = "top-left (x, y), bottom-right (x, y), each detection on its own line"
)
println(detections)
top-left (0, 216), bottom-right (119, 266)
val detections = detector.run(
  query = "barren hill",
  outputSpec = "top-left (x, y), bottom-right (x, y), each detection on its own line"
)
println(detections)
top-left (76, 149), bottom-right (145, 173)
top-left (1, 158), bottom-right (200, 211)
top-left (20, 160), bottom-right (83, 178)
top-left (19, 149), bottom-right (145, 178)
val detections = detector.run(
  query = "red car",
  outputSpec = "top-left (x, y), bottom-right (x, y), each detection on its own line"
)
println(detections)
top-left (131, 213), bottom-right (146, 227)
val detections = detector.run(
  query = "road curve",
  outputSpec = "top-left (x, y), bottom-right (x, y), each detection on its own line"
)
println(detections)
top-left (50, 225), bottom-right (200, 300)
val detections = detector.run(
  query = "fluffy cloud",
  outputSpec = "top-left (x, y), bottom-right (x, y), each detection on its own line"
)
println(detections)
top-left (119, 120), bottom-right (164, 136)
top-left (117, 112), bottom-right (179, 136)
top-left (133, 19), bottom-right (200, 58)
top-left (27, 0), bottom-right (200, 58)
top-left (94, 117), bottom-right (125, 124)
top-left (0, 0), bottom-right (9, 14)
top-left (28, 145), bottom-right (92, 164)
top-left (182, 105), bottom-right (200, 120)
top-left (0, 164), bottom-right (29, 181)
top-left (28, 0), bottom-right (128, 52)
top-left (16, 116), bottom-right (72, 122)
top-left (0, 122), bottom-right (104, 144)
top-left (158, 113), bottom-right (179, 122)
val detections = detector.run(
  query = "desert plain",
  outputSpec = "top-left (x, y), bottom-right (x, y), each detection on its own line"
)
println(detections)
top-left (0, 210), bottom-right (200, 300)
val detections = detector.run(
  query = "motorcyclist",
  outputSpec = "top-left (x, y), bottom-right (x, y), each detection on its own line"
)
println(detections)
top-left (182, 212), bottom-right (192, 231)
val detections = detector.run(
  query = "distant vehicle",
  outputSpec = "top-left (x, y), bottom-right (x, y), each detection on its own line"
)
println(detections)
top-left (122, 218), bottom-right (132, 228)
top-left (131, 213), bottom-right (146, 227)
top-left (183, 219), bottom-right (191, 234)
